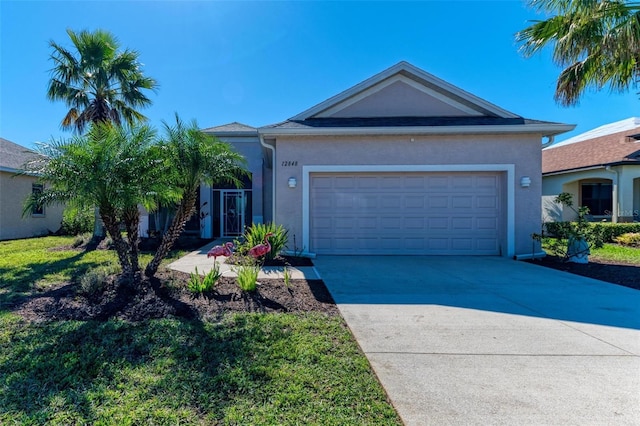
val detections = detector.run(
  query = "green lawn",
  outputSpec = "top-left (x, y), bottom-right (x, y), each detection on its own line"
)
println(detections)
top-left (590, 243), bottom-right (640, 265)
top-left (0, 236), bottom-right (400, 425)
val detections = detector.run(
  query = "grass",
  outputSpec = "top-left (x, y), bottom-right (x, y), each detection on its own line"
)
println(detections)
top-left (0, 236), bottom-right (185, 309)
top-left (0, 236), bottom-right (401, 425)
top-left (542, 239), bottom-right (640, 265)
top-left (590, 243), bottom-right (640, 265)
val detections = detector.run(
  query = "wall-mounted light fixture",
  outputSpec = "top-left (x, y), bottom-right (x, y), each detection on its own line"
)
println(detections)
top-left (288, 177), bottom-right (297, 188)
top-left (520, 176), bottom-right (531, 188)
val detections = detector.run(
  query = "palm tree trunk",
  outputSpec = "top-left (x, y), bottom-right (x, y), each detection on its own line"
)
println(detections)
top-left (145, 190), bottom-right (197, 278)
top-left (123, 206), bottom-right (141, 277)
top-left (101, 213), bottom-right (133, 280)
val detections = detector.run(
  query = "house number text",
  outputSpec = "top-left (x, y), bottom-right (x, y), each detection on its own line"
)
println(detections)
top-left (281, 160), bottom-right (298, 167)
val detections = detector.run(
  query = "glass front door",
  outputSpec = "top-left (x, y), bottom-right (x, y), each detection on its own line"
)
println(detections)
top-left (221, 190), bottom-right (246, 237)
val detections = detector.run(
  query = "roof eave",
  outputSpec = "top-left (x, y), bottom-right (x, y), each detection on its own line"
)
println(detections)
top-left (543, 160), bottom-right (640, 176)
top-left (258, 123), bottom-right (576, 137)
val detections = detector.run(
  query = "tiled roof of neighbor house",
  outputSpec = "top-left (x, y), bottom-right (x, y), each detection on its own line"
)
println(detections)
top-left (0, 137), bottom-right (38, 171)
top-left (201, 122), bottom-right (257, 134)
top-left (542, 118), bottom-right (640, 174)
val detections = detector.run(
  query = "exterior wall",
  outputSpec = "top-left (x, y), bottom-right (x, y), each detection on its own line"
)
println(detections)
top-left (542, 165), bottom-right (640, 222)
top-left (0, 172), bottom-right (64, 241)
top-left (618, 165), bottom-right (640, 221)
top-left (272, 133), bottom-right (542, 257)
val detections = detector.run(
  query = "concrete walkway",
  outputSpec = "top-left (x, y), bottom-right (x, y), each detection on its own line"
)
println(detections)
top-left (313, 256), bottom-right (640, 426)
top-left (167, 240), bottom-right (320, 280)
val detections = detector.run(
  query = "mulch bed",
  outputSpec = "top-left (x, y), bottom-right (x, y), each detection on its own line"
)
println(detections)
top-left (526, 255), bottom-right (639, 291)
top-left (13, 271), bottom-right (339, 323)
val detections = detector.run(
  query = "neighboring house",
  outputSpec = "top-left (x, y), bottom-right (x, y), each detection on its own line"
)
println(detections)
top-left (0, 138), bottom-right (64, 240)
top-left (542, 117), bottom-right (640, 223)
top-left (200, 62), bottom-right (573, 257)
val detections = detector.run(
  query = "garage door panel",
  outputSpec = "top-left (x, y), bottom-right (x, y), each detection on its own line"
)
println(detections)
top-left (310, 172), bottom-right (503, 255)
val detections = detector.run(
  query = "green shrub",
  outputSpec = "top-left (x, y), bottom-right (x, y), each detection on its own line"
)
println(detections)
top-left (236, 264), bottom-right (259, 292)
top-left (614, 232), bottom-right (640, 247)
top-left (236, 223), bottom-right (288, 261)
top-left (590, 222), bottom-right (640, 243)
top-left (188, 266), bottom-right (222, 294)
top-left (78, 266), bottom-right (117, 298)
top-left (60, 206), bottom-right (94, 235)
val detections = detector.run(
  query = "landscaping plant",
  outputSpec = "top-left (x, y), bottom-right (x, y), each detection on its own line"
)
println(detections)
top-left (187, 265), bottom-right (222, 294)
top-left (236, 264), bottom-right (260, 292)
top-left (236, 223), bottom-right (288, 261)
top-left (543, 193), bottom-right (596, 262)
top-left (614, 232), bottom-right (640, 247)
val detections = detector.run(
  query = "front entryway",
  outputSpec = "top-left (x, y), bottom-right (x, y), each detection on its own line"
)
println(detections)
top-left (221, 190), bottom-right (248, 237)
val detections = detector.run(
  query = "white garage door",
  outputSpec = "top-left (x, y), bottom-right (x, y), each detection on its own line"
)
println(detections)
top-left (310, 172), bottom-right (504, 255)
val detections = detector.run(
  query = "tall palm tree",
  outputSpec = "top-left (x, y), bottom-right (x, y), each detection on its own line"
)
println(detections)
top-left (144, 115), bottom-right (247, 278)
top-left (23, 123), bottom-right (163, 281)
top-left (517, 0), bottom-right (640, 106)
top-left (47, 28), bottom-right (158, 133)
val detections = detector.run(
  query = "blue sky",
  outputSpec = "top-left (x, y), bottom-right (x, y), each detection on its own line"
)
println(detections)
top-left (1, 1), bottom-right (637, 149)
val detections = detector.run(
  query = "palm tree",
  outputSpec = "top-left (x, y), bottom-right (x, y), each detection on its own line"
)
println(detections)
top-left (47, 28), bottom-right (158, 133)
top-left (517, 0), bottom-right (640, 106)
top-left (144, 115), bottom-right (247, 278)
top-left (23, 123), bottom-right (163, 281)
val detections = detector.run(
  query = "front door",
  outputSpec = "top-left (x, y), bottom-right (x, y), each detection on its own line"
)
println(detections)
top-left (221, 190), bottom-right (246, 237)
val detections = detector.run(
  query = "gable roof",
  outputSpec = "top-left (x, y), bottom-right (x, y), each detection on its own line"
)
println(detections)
top-left (260, 61), bottom-right (574, 136)
top-left (542, 118), bottom-right (640, 174)
top-left (201, 122), bottom-right (257, 137)
top-left (0, 138), bottom-right (38, 172)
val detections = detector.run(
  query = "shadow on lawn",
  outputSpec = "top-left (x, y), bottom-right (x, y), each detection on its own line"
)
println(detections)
top-left (0, 250), bottom-right (103, 309)
top-left (0, 315), bottom-right (285, 423)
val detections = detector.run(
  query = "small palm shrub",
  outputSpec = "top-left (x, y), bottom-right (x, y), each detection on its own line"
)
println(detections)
top-left (188, 265), bottom-right (222, 294)
top-left (236, 264), bottom-right (260, 292)
top-left (236, 223), bottom-right (288, 261)
top-left (614, 232), bottom-right (640, 247)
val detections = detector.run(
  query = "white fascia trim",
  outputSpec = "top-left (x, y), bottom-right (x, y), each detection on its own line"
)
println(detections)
top-left (317, 74), bottom-right (483, 117)
top-left (259, 123), bottom-right (575, 137)
top-left (302, 164), bottom-right (516, 257)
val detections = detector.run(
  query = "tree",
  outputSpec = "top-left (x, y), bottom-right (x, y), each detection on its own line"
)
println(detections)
top-left (516, 0), bottom-right (640, 106)
top-left (47, 28), bottom-right (158, 238)
top-left (23, 123), bottom-right (163, 281)
top-left (144, 115), bottom-right (247, 278)
top-left (48, 29), bottom-right (158, 133)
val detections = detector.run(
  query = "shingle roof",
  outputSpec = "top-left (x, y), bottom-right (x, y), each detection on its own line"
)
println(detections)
top-left (201, 122), bottom-right (257, 133)
top-left (262, 116), bottom-right (535, 129)
top-left (0, 138), bottom-right (38, 171)
top-left (542, 122), bottom-right (640, 174)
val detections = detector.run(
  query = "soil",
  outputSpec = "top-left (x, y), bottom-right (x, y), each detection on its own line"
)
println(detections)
top-left (11, 237), bottom-right (336, 323)
top-left (13, 272), bottom-right (338, 323)
top-left (526, 256), bottom-right (640, 291)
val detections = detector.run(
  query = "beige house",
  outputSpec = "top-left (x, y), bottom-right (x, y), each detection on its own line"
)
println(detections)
top-left (0, 138), bottom-right (64, 240)
top-left (542, 118), bottom-right (640, 223)
top-left (201, 62), bottom-right (573, 257)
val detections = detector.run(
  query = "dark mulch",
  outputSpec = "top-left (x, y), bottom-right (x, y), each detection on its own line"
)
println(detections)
top-left (526, 255), bottom-right (639, 291)
top-left (13, 271), bottom-right (338, 323)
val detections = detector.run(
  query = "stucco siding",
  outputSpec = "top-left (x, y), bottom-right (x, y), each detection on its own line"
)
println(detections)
top-left (0, 172), bottom-right (64, 240)
top-left (273, 133), bottom-right (542, 256)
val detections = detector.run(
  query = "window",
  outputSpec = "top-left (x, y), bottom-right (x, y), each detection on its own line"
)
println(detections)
top-left (31, 183), bottom-right (45, 216)
top-left (581, 183), bottom-right (612, 216)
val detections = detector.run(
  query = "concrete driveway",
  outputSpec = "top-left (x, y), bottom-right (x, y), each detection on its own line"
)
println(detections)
top-left (313, 256), bottom-right (640, 426)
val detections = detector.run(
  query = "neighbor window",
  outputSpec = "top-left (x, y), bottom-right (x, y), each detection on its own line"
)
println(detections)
top-left (581, 183), bottom-right (612, 216)
top-left (31, 183), bottom-right (45, 216)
